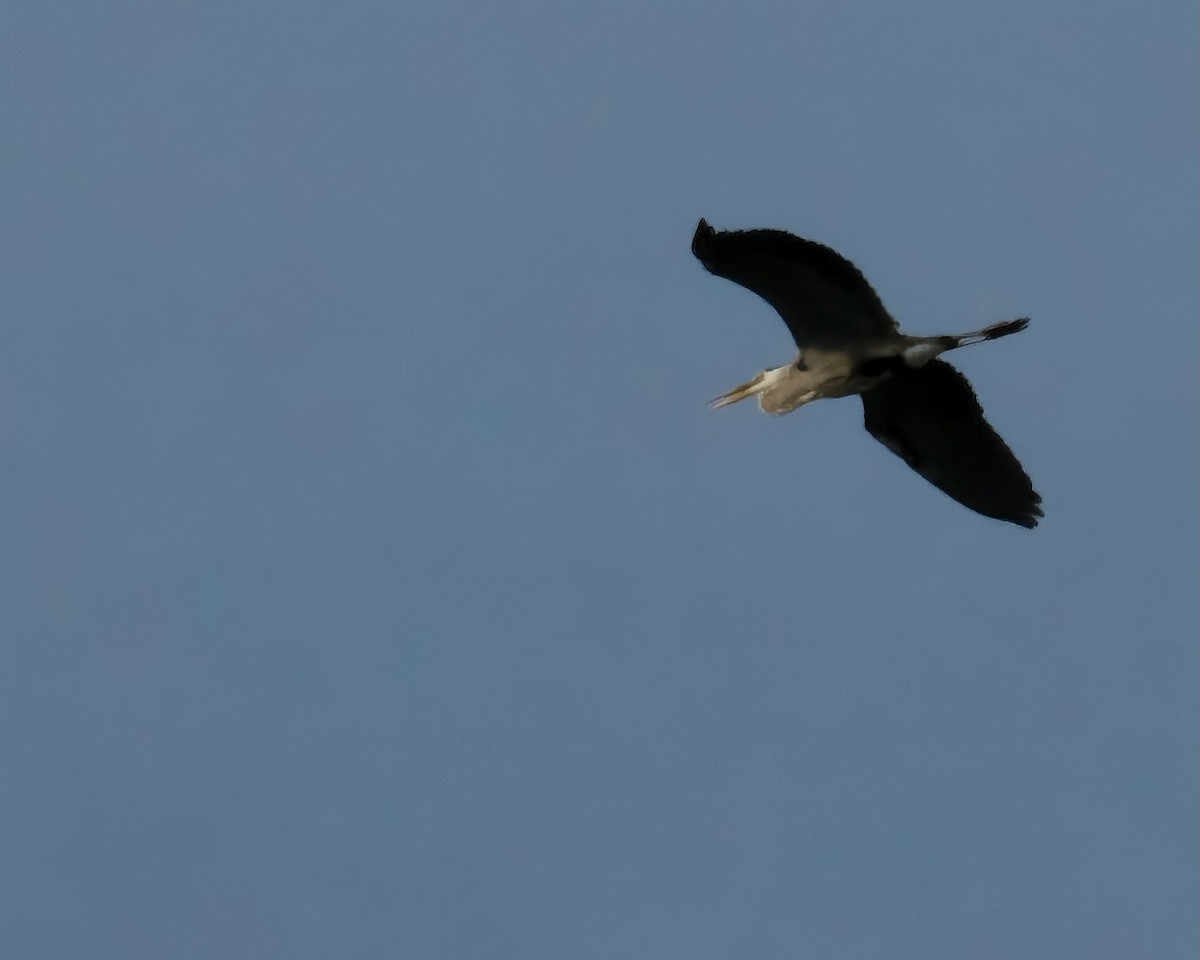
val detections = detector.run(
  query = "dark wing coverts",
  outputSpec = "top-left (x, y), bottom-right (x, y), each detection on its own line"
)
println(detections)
top-left (861, 360), bottom-right (1043, 528)
top-left (691, 218), bottom-right (897, 350)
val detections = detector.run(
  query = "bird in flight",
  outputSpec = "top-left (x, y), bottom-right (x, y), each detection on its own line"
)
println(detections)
top-left (692, 218), bottom-right (1042, 528)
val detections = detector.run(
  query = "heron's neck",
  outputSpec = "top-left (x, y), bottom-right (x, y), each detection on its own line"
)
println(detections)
top-left (758, 364), bottom-right (798, 393)
top-left (756, 362), bottom-right (821, 415)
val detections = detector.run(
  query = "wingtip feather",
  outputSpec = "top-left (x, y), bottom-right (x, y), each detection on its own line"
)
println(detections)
top-left (692, 218), bottom-right (717, 258)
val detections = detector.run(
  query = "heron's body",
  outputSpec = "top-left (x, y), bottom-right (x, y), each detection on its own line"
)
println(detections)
top-left (692, 218), bottom-right (1042, 527)
top-left (724, 348), bottom-right (882, 414)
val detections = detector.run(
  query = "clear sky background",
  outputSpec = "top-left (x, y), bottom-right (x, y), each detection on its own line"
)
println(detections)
top-left (3, 2), bottom-right (1197, 957)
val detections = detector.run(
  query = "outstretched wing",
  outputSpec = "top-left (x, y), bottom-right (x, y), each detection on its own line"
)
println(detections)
top-left (861, 360), bottom-right (1042, 528)
top-left (692, 218), bottom-right (898, 350)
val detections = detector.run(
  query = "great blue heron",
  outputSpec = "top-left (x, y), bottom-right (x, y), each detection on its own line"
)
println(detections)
top-left (693, 218), bottom-right (1042, 528)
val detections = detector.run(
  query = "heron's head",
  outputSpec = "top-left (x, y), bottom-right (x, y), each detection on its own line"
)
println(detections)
top-left (709, 364), bottom-right (798, 411)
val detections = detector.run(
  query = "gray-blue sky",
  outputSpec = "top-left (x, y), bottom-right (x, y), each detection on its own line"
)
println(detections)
top-left (2, 1), bottom-right (1196, 957)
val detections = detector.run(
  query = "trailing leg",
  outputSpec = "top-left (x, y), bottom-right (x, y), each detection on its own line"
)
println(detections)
top-left (901, 318), bottom-right (1030, 368)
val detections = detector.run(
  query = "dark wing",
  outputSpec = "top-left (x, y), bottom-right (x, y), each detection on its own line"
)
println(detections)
top-left (692, 218), bottom-right (898, 350)
top-left (861, 359), bottom-right (1042, 528)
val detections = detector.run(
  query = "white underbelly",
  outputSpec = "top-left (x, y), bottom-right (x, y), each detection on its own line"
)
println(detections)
top-left (801, 348), bottom-right (890, 399)
top-left (820, 372), bottom-right (888, 398)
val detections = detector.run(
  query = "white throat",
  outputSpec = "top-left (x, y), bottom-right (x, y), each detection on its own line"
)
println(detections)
top-left (711, 362), bottom-right (819, 414)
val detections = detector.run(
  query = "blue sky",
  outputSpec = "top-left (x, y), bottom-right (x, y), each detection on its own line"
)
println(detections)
top-left (3, 2), bottom-right (1196, 957)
